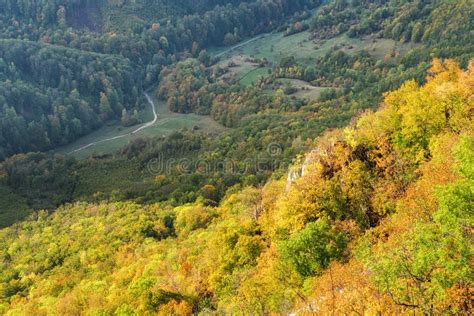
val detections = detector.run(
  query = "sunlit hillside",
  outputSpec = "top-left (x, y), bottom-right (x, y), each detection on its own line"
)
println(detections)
top-left (0, 0), bottom-right (473, 314)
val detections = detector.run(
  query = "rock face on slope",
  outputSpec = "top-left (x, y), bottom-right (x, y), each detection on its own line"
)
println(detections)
top-left (286, 148), bottom-right (321, 191)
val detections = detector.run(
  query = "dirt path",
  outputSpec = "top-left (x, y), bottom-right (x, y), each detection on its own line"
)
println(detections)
top-left (131, 92), bottom-right (158, 134)
top-left (68, 92), bottom-right (158, 155)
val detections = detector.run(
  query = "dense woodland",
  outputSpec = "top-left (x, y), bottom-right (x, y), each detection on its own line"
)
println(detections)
top-left (0, 39), bottom-right (141, 158)
top-left (0, 0), bottom-right (473, 314)
top-left (0, 60), bottom-right (472, 314)
top-left (311, 0), bottom-right (473, 45)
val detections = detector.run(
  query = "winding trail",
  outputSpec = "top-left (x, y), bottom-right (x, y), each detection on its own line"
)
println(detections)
top-left (68, 92), bottom-right (158, 155)
top-left (131, 92), bottom-right (158, 134)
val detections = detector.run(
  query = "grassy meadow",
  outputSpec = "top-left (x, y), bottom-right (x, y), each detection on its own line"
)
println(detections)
top-left (55, 96), bottom-right (225, 160)
top-left (213, 28), bottom-right (418, 87)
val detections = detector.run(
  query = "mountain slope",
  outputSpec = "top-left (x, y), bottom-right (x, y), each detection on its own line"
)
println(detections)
top-left (1, 59), bottom-right (472, 314)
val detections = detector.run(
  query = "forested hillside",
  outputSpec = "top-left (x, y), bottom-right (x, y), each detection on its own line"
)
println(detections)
top-left (0, 39), bottom-right (141, 158)
top-left (0, 0), bottom-right (473, 314)
top-left (311, 0), bottom-right (473, 47)
top-left (0, 0), bottom-right (472, 223)
top-left (0, 0), bottom-right (322, 159)
top-left (0, 59), bottom-right (472, 314)
top-left (0, 0), bottom-right (257, 28)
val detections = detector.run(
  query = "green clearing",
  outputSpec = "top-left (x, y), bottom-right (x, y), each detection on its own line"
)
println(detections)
top-left (55, 95), bottom-right (225, 160)
top-left (215, 31), bottom-right (417, 65)
top-left (0, 184), bottom-right (31, 228)
top-left (213, 28), bottom-right (419, 87)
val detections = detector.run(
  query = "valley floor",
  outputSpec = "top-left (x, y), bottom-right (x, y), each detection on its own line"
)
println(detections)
top-left (54, 94), bottom-right (225, 159)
